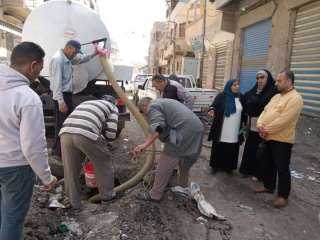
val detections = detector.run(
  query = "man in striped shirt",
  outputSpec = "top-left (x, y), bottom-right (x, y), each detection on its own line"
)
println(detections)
top-left (59, 95), bottom-right (118, 209)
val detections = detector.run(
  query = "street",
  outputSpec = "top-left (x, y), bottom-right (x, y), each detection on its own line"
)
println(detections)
top-left (24, 115), bottom-right (320, 240)
top-left (1, 1), bottom-right (319, 240)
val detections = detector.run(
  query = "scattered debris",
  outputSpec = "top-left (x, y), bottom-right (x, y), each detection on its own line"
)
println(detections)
top-left (57, 223), bottom-right (69, 233)
top-left (307, 167), bottom-right (315, 171)
top-left (305, 127), bottom-right (312, 135)
top-left (49, 199), bottom-right (66, 209)
top-left (190, 182), bottom-right (226, 221)
top-left (253, 226), bottom-right (264, 234)
top-left (291, 170), bottom-right (304, 179)
top-left (308, 176), bottom-right (316, 181)
top-left (120, 233), bottom-right (129, 239)
top-left (238, 204), bottom-right (253, 211)
top-left (196, 216), bottom-right (208, 224)
top-left (61, 218), bottom-right (82, 236)
top-left (48, 193), bottom-right (66, 209)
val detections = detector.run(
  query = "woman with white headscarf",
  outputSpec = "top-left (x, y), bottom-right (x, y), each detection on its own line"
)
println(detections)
top-left (240, 69), bottom-right (277, 180)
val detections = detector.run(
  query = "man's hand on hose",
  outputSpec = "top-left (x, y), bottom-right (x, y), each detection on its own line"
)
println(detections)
top-left (132, 143), bottom-right (148, 158)
top-left (59, 102), bottom-right (68, 113)
top-left (94, 43), bottom-right (109, 57)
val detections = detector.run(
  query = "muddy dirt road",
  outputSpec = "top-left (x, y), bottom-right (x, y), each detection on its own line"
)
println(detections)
top-left (24, 115), bottom-right (320, 240)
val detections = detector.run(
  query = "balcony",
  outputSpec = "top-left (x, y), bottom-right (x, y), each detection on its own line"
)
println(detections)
top-left (215, 0), bottom-right (233, 9)
top-left (1, 0), bottom-right (31, 23)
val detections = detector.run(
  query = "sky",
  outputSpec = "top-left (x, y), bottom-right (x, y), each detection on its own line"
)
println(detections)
top-left (98, 0), bottom-right (167, 66)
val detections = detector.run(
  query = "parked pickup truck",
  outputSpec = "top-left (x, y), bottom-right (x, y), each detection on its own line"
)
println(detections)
top-left (136, 74), bottom-right (218, 113)
top-left (32, 78), bottom-right (130, 137)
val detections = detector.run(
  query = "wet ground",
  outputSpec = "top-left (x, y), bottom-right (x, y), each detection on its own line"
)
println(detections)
top-left (24, 115), bottom-right (320, 240)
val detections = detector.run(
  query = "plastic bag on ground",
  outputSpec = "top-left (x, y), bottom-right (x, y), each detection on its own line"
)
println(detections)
top-left (190, 182), bottom-right (226, 221)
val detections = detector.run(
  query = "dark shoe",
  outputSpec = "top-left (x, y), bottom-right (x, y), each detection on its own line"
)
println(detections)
top-left (101, 191), bottom-right (117, 203)
top-left (135, 192), bottom-right (160, 202)
top-left (254, 186), bottom-right (274, 194)
top-left (211, 168), bottom-right (219, 175)
top-left (240, 174), bottom-right (250, 178)
top-left (273, 197), bottom-right (288, 208)
top-left (226, 170), bottom-right (234, 175)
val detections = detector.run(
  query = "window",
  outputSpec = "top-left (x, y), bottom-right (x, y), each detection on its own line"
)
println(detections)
top-left (156, 31), bottom-right (161, 41)
top-left (164, 76), bottom-right (192, 88)
top-left (179, 23), bottom-right (186, 38)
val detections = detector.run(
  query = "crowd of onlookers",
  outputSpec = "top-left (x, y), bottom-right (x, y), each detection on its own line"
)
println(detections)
top-left (206, 69), bottom-right (303, 208)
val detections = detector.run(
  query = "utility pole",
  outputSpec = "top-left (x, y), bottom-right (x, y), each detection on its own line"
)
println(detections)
top-left (168, 20), bottom-right (177, 74)
top-left (199, 0), bottom-right (207, 88)
top-left (172, 21), bottom-right (176, 74)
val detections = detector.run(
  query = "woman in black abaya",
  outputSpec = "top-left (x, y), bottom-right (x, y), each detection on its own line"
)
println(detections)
top-left (239, 69), bottom-right (278, 180)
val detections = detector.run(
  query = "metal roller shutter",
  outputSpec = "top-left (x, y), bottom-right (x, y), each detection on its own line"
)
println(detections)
top-left (290, 1), bottom-right (320, 117)
top-left (239, 19), bottom-right (272, 93)
top-left (214, 42), bottom-right (227, 90)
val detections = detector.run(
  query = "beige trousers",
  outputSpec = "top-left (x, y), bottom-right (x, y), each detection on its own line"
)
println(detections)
top-left (150, 153), bottom-right (191, 200)
top-left (60, 133), bottom-right (114, 208)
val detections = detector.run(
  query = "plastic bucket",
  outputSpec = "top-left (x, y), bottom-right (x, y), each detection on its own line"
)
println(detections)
top-left (83, 162), bottom-right (97, 188)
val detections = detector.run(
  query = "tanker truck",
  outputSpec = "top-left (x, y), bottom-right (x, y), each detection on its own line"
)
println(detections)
top-left (22, 0), bottom-right (130, 136)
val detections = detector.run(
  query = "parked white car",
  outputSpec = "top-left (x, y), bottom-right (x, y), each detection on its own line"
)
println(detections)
top-left (133, 74), bottom-right (152, 93)
top-left (137, 74), bottom-right (218, 113)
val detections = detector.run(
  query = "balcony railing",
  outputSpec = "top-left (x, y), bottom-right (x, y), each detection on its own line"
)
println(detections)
top-left (1, 0), bottom-right (27, 7)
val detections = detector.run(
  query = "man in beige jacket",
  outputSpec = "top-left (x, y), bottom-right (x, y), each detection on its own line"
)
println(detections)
top-left (255, 70), bottom-right (303, 208)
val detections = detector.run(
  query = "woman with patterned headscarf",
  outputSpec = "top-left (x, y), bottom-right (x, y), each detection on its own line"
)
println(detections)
top-left (239, 69), bottom-right (278, 180)
top-left (207, 79), bottom-right (245, 174)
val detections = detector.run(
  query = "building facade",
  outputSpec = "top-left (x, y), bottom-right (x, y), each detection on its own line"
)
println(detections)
top-left (218, 0), bottom-right (320, 116)
top-left (152, 0), bottom-right (235, 88)
top-left (149, 0), bottom-right (319, 116)
top-left (148, 22), bottom-right (166, 74)
top-left (0, 0), bottom-right (32, 63)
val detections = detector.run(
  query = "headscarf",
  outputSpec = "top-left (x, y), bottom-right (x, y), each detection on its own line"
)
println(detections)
top-left (244, 69), bottom-right (277, 117)
top-left (223, 79), bottom-right (239, 117)
top-left (255, 69), bottom-right (274, 94)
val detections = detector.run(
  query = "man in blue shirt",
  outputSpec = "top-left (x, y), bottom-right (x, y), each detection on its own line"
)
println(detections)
top-left (49, 40), bottom-right (98, 157)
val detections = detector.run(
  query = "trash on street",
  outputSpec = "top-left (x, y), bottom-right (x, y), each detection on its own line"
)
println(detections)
top-left (190, 182), bottom-right (226, 220)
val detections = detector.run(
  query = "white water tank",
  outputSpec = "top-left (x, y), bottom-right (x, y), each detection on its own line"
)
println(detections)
top-left (22, 0), bottom-right (111, 93)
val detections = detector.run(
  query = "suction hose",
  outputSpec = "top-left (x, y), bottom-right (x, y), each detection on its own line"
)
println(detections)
top-left (89, 57), bottom-right (155, 203)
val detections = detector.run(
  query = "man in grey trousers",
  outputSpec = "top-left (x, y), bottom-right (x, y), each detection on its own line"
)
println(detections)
top-left (59, 95), bottom-right (118, 209)
top-left (132, 97), bottom-right (203, 201)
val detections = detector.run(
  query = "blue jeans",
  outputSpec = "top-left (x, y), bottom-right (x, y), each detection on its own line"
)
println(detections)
top-left (0, 165), bottom-right (35, 240)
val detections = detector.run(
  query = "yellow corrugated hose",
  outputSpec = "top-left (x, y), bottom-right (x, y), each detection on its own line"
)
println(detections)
top-left (89, 57), bottom-right (155, 203)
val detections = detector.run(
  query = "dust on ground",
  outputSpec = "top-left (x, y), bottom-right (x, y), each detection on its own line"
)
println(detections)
top-left (24, 115), bottom-right (320, 240)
